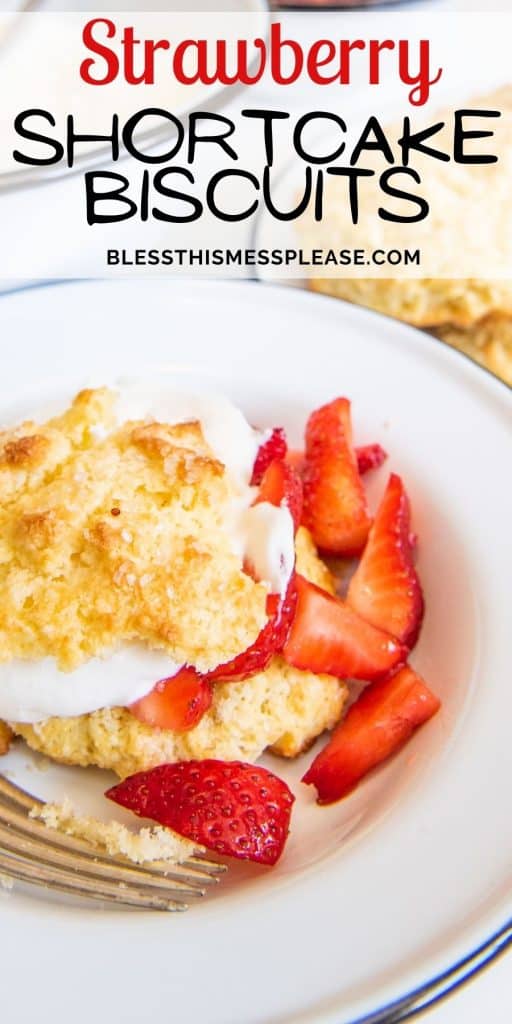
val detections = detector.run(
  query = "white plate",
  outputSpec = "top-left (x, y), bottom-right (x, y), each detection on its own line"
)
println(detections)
top-left (0, 279), bottom-right (511, 1024)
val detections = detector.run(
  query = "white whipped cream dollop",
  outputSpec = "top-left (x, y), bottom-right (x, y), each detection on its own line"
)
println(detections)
top-left (0, 383), bottom-right (294, 724)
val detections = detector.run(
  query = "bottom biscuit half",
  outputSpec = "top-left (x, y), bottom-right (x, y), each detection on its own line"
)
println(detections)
top-left (12, 660), bottom-right (347, 779)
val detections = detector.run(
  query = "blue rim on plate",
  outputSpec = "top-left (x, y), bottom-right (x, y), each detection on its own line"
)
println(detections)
top-left (349, 918), bottom-right (512, 1023)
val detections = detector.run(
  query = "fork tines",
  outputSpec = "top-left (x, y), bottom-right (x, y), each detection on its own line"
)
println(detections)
top-left (0, 775), bottom-right (226, 911)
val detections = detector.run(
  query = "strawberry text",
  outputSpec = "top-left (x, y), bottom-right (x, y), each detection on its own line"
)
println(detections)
top-left (80, 19), bottom-right (442, 108)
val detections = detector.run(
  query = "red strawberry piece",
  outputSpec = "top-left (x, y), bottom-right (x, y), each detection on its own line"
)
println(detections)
top-left (285, 449), bottom-right (305, 476)
top-left (282, 574), bottom-right (406, 681)
top-left (302, 398), bottom-right (372, 556)
top-left (302, 665), bottom-right (441, 803)
top-left (287, 444), bottom-right (387, 479)
top-left (347, 474), bottom-right (424, 649)
top-left (255, 458), bottom-right (303, 533)
top-left (106, 759), bottom-right (295, 866)
top-left (251, 427), bottom-right (287, 485)
top-left (209, 460), bottom-right (300, 684)
top-left (129, 668), bottom-right (212, 732)
top-left (206, 575), bottom-right (297, 683)
top-left (356, 443), bottom-right (388, 476)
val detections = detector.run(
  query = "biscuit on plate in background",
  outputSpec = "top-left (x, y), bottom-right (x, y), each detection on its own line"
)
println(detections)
top-left (306, 86), bottom-right (512, 332)
top-left (433, 313), bottom-right (512, 386)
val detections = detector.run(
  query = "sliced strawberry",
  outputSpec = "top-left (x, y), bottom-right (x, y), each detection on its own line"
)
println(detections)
top-left (251, 427), bottom-right (287, 485)
top-left (255, 458), bottom-right (303, 533)
top-left (129, 668), bottom-right (212, 732)
top-left (287, 444), bottom-right (387, 479)
top-left (206, 576), bottom-right (297, 683)
top-left (347, 474), bottom-right (424, 649)
top-left (356, 443), bottom-right (388, 476)
top-left (285, 449), bottom-right (305, 476)
top-left (106, 759), bottom-right (295, 866)
top-left (302, 398), bottom-right (372, 556)
top-left (282, 574), bottom-right (406, 681)
top-left (302, 665), bottom-right (441, 803)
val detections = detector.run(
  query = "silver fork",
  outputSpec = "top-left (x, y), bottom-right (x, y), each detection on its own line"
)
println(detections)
top-left (0, 775), bottom-right (226, 911)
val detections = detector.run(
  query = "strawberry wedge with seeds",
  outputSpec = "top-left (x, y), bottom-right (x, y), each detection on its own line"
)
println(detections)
top-left (130, 667), bottom-right (212, 732)
top-left (356, 443), bottom-right (388, 476)
top-left (348, 473), bottom-right (424, 649)
top-left (302, 398), bottom-right (372, 556)
top-left (106, 759), bottom-right (295, 866)
top-left (282, 574), bottom-right (406, 682)
top-left (251, 427), bottom-right (287, 485)
top-left (302, 665), bottom-right (441, 803)
top-left (254, 458), bottom-right (303, 533)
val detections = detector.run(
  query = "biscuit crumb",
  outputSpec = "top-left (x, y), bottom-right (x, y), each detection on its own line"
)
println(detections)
top-left (31, 797), bottom-right (201, 865)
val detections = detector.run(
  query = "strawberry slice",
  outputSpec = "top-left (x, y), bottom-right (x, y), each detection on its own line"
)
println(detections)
top-left (208, 460), bottom-right (299, 683)
top-left (356, 443), bottom-right (388, 475)
top-left (282, 574), bottom-right (406, 681)
top-left (302, 665), bottom-right (441, 803)
top-left (302, 398), bottom-right (372, 556)
top-left (106, 759), bottom-right (295, 866)
top-left (347, 474), bottom-right (424, 648)
top-left (206, 576), bottom-right (297, 682)
top-left (129, 668), bottom-right (212, 732)
top-left (251, 428), bottom-right (287, 485)
top-left (255, 458), bottom-right (303, 533)
top-left (285, 449), bottom-right (305, 475)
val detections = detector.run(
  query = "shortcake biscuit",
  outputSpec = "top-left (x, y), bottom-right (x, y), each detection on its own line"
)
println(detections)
top-left (3, 386), bottom-right (348, 779)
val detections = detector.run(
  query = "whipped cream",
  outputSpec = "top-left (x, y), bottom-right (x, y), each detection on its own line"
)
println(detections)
top-left (1, 649), bottom-right (182, 726)
top-left (0, 383), bottom-right (295, 724)
top-left (233, 502), bottom-right (295, 599)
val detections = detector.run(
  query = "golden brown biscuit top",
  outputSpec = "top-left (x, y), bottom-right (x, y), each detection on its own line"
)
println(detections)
top-left (0, 388), bottom-right (268, 672)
